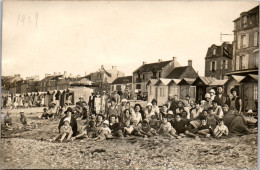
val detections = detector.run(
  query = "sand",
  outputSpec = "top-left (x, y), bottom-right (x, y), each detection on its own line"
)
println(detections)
top-left (1, 107), bottom-right (258, 169)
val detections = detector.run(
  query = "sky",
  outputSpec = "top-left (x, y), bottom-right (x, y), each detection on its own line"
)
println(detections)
top-left (2, 0), bottom-right (259, 79)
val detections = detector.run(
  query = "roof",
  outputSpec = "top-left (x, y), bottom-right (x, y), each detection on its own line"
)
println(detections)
top-left (169, 79), bottom-right (181, 85)
top-left (146, 79), bottom-right (159, 86)
top-left (240, 74), bottom-right (258, 83)
top-left (133, 60), bottom-right (172, 74)
top-left (230, 75), bottom-right (245, 83)
top-left (178, 78), bottom-right (196, 85)
top-left (166, 66), bottom-right (189, 79)
top-left (193, 76), bottom-right (216, 86)
top-left (112, 76), bottom-right (132, 84)
top-left (248, 74), bottom-right (258, 81)
top-left (155, 78), bottom-right (172, 86)
top-left (209, 79), bottom-right (228, 86)
top-left (233, 6), bottom-right (259, 22)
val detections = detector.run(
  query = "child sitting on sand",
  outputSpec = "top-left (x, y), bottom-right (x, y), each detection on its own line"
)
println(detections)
top-left (123, 120), bottom-right (135, 136)
top-left (149, 115), bottom-right (160, 130)
top-left (157, 116), bottom-right (176, 138)
top-left (197, 116), bottom-right (211, 138)
top-left (4, 112), bottom-right (12, 126)
top-left (50, 118), bottom-right (73, 142)
top-left (213, 118), bottom-right (229, 138)
top-left (171, 114), bottom-right (187, 138)
top-left (41, 108), bottom-right (48, 119)
top-left (139, 119), bottom-right (158, 137)
top-left (94, 120), bottom-right (112, 141)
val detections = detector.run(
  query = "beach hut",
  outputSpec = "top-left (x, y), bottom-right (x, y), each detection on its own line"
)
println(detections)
top-left (177, 78), bottom-right (196, 101)
top-left (155, 78), bottom-right (172, 106)
top-left (146, 79), bottom-right (159, 102)
top-left (240, 74), bottom-right (258, 112)
top-left (224, 75), bottom-right (245, 98)
top-left (192, 76), bottom-right (216, 102)
top-left (72, 86), bottom-right (94, 105)
top-left (168, 79), bottom-right (181, 99)
top-left (209, 79), bottom-right (228, 94)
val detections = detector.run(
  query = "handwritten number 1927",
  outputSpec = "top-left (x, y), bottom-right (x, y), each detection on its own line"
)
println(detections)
top-left (17, 12), bottom-right (38, 28)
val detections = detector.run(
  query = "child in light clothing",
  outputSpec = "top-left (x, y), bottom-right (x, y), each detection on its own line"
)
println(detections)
top-left (51, 118), bottom-right (73, 142)
top-left (214, 118), bottom-right (229, 138)
top-left (94, 120), bottom-right (112, 141)
top-left (158, 116), bottom-right (176, 138)
top-left (123, 120), bottom-right (134, 136)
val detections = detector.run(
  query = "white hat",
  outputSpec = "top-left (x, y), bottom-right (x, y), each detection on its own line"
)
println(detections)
top-left (64, 117), bottom-right (71, 123)
top-left (79, 96), bottom-right (84, 99)
top-left (201, 100), bottom-right (206, 103)
top-left (247, 110), bottom-right (253, 114)
top-left (205, 93), bottom-right (210, 98)
top-left (167, 110), bottom-right (174, 115)
top-left (209, 89), bottom-right (215, 94)
top-left (103, 120), bottom-right (109, 125)
top-left (20, 110), bottom-right (25, 113)
top-left (146, 103), bottom-right (152, 107)
top-left (121, 99), bottom-right (127, 102)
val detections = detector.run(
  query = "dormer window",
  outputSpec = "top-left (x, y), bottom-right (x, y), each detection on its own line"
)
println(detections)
top-left (242, 16), bottom-right (247, 27)
top-left (213, 49), bottom-right (216, 55)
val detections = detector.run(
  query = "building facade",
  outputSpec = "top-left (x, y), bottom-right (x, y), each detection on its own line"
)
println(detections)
top-left (205, 42), bottom-right (233, 80)
top-left (132, 57), bottom-right (181, 95)
top-left (229, 5), bottom-right (259, 76)
top-left (111, 76), bottom-right (132, 92)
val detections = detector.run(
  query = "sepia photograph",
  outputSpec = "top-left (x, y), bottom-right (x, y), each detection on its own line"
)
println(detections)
top-left (1, 0), bottom-right (259, 169)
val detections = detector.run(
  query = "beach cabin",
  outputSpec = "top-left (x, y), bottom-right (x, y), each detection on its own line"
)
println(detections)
top-left (178, 78), bottom-right (196, 101)
top-left (209, 79), bottom-right (228, 93)
top-left (240, 74), bottom-right (258, 112)
top-left (168, 79), bottom-right (181, 99)
top-left (192, 76), bottom-right (216, 102)
top-left (146, 79), bottom-right (159, 102)
top-left (155, 78), bottom-right (172, 106)
top-left (224, 75), bottom-right (245, 98)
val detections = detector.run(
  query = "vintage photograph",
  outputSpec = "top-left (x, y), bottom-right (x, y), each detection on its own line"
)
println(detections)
top-left (1, 0), bottom-right (259, 169)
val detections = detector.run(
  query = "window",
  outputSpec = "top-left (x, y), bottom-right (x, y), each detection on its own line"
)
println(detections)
top-left (241, 35), bottom-right (247, 48)
top-left (254, 32), bottom-right (259, 46)
top-left (242, 16), bottom-right (247, 27)
top-left (116, 85), bottom-right (121, 90)
top-left (253, 52), bottom-right (259, 68)
top-left (213, 49), bottom-right (216, 55)
top-left (143, 74), bottom-right (145, 80)
top-left (159, 72), bottom-right (161, 78)
top-left (240, 55), bottom-right (248, 69)
top-left (210, 61), bottom-right (217, 72)
top-left (254, 85), bottom-right (258, 100)
top-left (136, 84), bottom-right (141, 89)
top-left (222, 60), bottom-right (228, 70)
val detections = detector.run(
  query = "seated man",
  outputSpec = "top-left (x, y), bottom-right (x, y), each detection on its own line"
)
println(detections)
top-left (109, 115), bottom-right (124, 139)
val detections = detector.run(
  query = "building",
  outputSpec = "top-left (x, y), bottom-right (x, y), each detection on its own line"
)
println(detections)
top-left (205, 42), bottom-right (233, 80)
top-left (133, 57), bottom-right (181, 96)
top-left (166, 60), bottom-right (198, 79)
top-left (21, 76), bottom-right (40, 94)
top-left (1, 74), bottom-right (23, 95)
top-left (87, 65), bottom-right (125, 93)
top-left (111, 76), bottom-right (132, 92)
top-left (227, 5), bottom-right (259, 76)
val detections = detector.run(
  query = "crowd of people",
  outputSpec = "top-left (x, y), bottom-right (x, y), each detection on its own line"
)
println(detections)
top-left (43, 86), bottom-right (254, 142)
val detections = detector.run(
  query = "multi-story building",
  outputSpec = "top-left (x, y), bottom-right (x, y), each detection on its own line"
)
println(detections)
top-left (205, 42), bottom-right (233, 80)
top-left (87, 65), bottom-right (125, 93)
top-left (111, 76), bottom-right (132, 92)
top-left (1, 74), bottom-right (23, 95)
top-left (228, 5), bottom-right (259, 76)
top-left (21, 75), bottom-right (40, 93)
top-left (132, 57), bottom-right (181, 95)
top-left (226, 5), bottom-right (259, 112)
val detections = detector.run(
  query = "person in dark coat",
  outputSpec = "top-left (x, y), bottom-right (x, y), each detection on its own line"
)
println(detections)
top-left (58, 107), bottom-right (78, 136)
top-left (214, 86), bottom-right (230, 107)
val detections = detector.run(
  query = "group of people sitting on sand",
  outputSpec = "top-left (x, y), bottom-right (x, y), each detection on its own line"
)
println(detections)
top-left (46, 86), bottom-right (254, 142)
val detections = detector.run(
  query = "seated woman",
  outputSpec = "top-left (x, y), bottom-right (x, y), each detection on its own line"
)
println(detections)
top-left (58, 107), bottom-right (78, 136)
top-left (222, 105), bottom-right (251, 135)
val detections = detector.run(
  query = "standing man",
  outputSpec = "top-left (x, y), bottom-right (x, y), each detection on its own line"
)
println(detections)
top-left (214, 86), bottom-right (230, 107)
top-left (101, 91), bottom-right (109, 114)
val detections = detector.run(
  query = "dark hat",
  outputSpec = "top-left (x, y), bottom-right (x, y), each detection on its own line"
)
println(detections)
top-left (64, 107), bottom-right (73, 114)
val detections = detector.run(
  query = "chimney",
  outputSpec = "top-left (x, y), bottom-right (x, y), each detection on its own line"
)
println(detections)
top-left (58, 72), bottom-right (61, 75)
top-left (143, 61), bottom-right (146, 65)
top-left (173, 57), bottom-right (176, 61)
top-left (54, 72), bottom-right (57, 76)
top-left (64, 71), bottom-right (67, 77)
top-left (85, 71), bottom-right (87, 76)
top-left (112, 66), bottom-right (117, 70)
top-left (34, 75), bottom-right (39, 81)
top-left (188, 60), bottom-right (192, 67)
top-left (158, 59), bottom-right (162, 62)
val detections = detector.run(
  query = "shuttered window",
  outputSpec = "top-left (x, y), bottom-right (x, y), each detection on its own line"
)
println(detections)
top-left (236, 56), bottom-right (240, 70)
top-left (225, 60), bottom-right (228, 69)
top-left (254, 32), bottom-right (258, 46)
top-left (237, 35), bottom-right (241, 49)
top-left (254, 85), bottom-right (258, 100)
